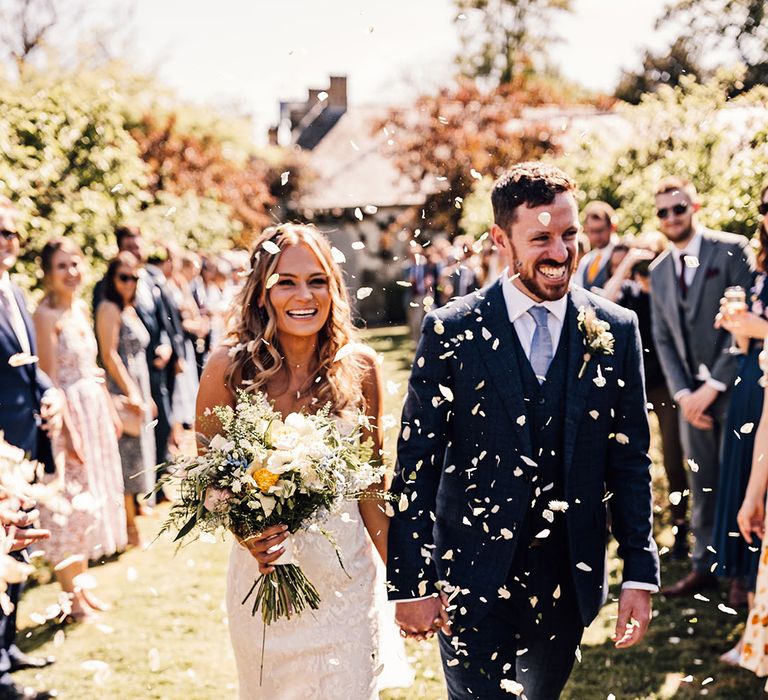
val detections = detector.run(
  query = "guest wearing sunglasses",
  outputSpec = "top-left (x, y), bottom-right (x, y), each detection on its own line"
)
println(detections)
top-left (96, 253), bottom-right (157, 548)
top-left (650, 176), bottom-right (754, 598)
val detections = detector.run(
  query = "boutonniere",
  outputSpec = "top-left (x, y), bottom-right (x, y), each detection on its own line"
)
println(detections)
top-left (577, 305), bottom-right (615, 378)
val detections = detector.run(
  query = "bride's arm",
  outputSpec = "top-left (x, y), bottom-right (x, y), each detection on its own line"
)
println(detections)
top-left (357, 348), bottom-right (390, 564)
top-left (195, 346), bottom-right (237, 447)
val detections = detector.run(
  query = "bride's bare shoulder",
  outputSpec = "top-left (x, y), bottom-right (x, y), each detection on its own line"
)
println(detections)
top-left (198, 345), bottom-right (236, 411)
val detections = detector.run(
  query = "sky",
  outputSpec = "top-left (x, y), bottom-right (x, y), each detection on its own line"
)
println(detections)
top-left (98, 0), bottom-right (683, 139)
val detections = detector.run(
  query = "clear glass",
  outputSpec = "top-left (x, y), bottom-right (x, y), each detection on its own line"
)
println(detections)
top-left (724, 286), bottom-right (747, 355)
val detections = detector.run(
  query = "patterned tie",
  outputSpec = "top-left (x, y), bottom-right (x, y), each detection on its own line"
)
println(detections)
top-left (528, 305), bottom-right (553, 383)
top-left (586, 251), bottom-right (602, 286)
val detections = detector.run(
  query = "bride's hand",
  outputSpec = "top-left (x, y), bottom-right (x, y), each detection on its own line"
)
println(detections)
top-left (238, 525), bottom-right (289, 575)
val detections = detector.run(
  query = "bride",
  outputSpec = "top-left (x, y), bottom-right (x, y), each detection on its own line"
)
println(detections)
top-left (196, 223), bottom-right (410, 699)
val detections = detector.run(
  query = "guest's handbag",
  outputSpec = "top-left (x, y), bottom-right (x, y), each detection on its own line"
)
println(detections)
top-left (112, 395), bottom-right (143, 437)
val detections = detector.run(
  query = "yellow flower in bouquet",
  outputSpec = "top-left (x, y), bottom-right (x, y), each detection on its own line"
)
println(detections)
top-left (252, 468), bottom-right (279, 493)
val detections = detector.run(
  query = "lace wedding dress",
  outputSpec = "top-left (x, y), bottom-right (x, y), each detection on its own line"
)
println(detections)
top-left (226, 495), bottom-right (413, 698)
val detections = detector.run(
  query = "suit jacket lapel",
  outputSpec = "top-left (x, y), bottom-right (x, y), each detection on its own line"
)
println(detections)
top-left (562, 288), bottom-right (597, 478)
top-left (12, 284), bottom-right (38, 383)
top-left (685, 233), bottom-right (716, 316)
top-left (473, 280), bottom-right (533, 459)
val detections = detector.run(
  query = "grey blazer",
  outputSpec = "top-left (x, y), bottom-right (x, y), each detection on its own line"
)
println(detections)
top-left (649, 228), bottom-right (754, 398)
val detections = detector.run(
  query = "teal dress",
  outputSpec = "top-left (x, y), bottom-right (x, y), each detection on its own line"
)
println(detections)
top-left (713, 272), bottom-right (765, 583)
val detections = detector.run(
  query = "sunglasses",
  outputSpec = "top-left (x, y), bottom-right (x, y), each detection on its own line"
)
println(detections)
top-left (0, 230), bottom-right (19, 242)
top-left (759, 202), bottom-right (768, 216)
top-left (117, 273), bottom-right (139, 283)
top-left (657, 203), bottom-right (689, 219)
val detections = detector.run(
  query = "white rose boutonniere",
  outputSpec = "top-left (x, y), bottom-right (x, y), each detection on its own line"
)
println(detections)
top-left (577, 306), bottom-right (614, 379)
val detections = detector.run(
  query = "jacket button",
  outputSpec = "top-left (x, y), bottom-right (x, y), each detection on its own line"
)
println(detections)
top-left (537, 396), bottom-right (546, 405)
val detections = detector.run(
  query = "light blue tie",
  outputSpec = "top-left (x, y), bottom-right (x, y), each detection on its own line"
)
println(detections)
top-left (528, 305), bottom-right (553, 383)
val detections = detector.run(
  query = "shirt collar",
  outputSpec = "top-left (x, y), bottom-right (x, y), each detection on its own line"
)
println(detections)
top-left (500, 268), bottom-right (569, 324)
top-left (0, 272), bottom-right (10, 292)
top-left (676, 228), bottom-right (703, 258)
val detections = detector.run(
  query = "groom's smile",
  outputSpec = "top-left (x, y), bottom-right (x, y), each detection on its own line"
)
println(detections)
top-left (491, 191), bottom-right (580, 302)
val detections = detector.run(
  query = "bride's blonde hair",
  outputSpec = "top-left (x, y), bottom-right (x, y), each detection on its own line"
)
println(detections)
top-left (225, 223), bottom-right (365, 415)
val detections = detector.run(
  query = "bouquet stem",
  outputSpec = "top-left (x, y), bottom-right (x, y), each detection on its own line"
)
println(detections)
top-left (242, 564), bottom-right (321, 625)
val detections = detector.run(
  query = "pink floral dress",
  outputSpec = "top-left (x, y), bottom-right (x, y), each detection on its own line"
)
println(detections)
top-left (39, 304), bottom-right (127, 563)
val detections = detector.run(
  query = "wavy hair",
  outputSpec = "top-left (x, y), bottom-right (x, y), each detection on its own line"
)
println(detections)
top-left (225, 223), bottom-right (365, 416)
top-left (757, 183), bottom-right (768, 274)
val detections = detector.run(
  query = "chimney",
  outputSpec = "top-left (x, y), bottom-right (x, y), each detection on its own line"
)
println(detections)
top-left (328, 76), bottom-right (347, 110)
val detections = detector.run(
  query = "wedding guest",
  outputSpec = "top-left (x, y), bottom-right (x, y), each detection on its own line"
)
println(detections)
top-left (96, 253), bottom-right (157, 548)
top-left (403, 243), bottom-right (440, 341)
top-left (168, 251), bottom-right (207, 430)
top-left (0, 197), bottom-right (60, 700)
top-left (712, 184), bottom-right (768, 631)
top-left (602, 232), bottom-right (689, 559)
top-left (736, 347), bottom-right (768, 689)
top-left (145, 244), bottom-right (186, 466)
top-left (573, 200), bottom-right (619, 290)
top-left (94, 226), bottom-right (178, 472)
top-left (33, 239), bottom-right (126, 622)
top-left (650, 176), bottom-right (754, 597)
top-left (439, 236), bottom-right (481, 302)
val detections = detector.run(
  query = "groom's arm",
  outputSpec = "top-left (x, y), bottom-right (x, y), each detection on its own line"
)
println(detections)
top-left (605, 319), bottom-right (660, 588)
top-left (387, 313), bottom-right (452, 600)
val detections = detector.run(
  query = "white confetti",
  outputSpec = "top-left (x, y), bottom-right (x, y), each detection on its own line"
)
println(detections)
top-left (717, 603), bottom-right (737, 615)
top-left (356, 287), bottom-right (373, 299)
top-left (333, 344), bottom-right (357, 362)
top-left (280, 171), bottom-right (289, 186)
top-left (331, 247), bottom-right (346, 264)
top-left (589, 410), bottom-right (599, 420)
top-left (434, 320), bottom-right (445, 335)
top-left (516, 415), bottom-right (526, 426)
top-left (537, 212), bottom-right (551, 226)
top-left (500, 679), bottom-right (524, 695)
top-left (615, 433), bottom-right (629, 445)
top-left (351, 241), bottom-right (365, 250)
top-left (265, 273), bottom-right (280, 289)
top-left (669, 491), bottom-right (682, 506)
top-left (548, 500), bottom-right (569, 512)
top-left (8, 353), bottom-right (38, 367)
top-left (126, 567), bottom-right (138, 582)
top-left (500, 528), bottom-right (514, 539)
top-left (439, 385), bottom-right (454, 402)
top-left (576, 562), bottom-right (592, 572)
top-left (741, 422), bottom-right (755, 434)
top-left (262, 241), bottom-right (281, 255)
top-left (498, 586), bottom-right (511, 599)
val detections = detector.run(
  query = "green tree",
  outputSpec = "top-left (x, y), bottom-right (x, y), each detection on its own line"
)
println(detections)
top-left (454, 0), bottom-right (573, 85)
top-left (614, 37), bottom-right (704, 104)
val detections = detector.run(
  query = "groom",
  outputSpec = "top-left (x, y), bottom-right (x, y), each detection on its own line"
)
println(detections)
top-left (387, 163), bottom-right (660, 699)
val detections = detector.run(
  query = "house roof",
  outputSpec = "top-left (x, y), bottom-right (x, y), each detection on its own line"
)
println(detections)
top-left (297, 105), bottom-right (430, 211)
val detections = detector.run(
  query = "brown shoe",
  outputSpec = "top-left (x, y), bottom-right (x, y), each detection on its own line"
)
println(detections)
top-left (728, 578), bottom-right (749, 609)
top-left (661, 570), bottom-right (719, 598)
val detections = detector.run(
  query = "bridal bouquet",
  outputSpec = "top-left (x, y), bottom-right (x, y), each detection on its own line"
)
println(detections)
top-left (157, 391), bottom-right (384, 625)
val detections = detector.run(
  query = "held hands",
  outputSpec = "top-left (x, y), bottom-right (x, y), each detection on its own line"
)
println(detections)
top-left (737, 490), bottom-right (766, 544)
top-left (613, 588), bottom-right (652, 649)
top-left (239, 524), bottom-right (290, 575)
top-left (616, 248), bottom-right (655, 280)
top-left (395, 593), bottom-right (452, 641)
top-left (678, 385), bottom-right (718, 430)
top-left (715, 299), bottom-right (768, 339)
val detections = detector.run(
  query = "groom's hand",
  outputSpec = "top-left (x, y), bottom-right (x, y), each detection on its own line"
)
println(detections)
top-left (395, 594), bottom-right (451, 639)
top-left (613, 588), bottom-right (652, 649)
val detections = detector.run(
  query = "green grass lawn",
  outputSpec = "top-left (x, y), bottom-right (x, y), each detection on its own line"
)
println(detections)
top-left (11, 325), bottom-right (767, 698)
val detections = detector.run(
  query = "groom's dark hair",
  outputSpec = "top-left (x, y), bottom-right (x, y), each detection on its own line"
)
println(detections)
top-left (492, 162), bottom-right (576, 231)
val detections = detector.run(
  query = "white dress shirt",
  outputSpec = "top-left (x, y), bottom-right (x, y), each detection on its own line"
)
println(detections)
top-left (0, 272), bottom-right (31, 354)
top-left (669, 230), bottom-right (728, 399)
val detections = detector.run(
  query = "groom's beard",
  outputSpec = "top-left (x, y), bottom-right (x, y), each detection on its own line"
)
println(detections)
top-left (511, 250), bottom-right (573, 302)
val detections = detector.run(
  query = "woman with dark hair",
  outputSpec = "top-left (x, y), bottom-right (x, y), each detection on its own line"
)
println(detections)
top-left (713, 184), bottom-right (768, 662)
top-left (96, 252), bottom-right (156, 548)
top-left (33, 238), bottom-right (126, 622)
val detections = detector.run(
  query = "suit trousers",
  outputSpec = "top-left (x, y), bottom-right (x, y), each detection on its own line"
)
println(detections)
top-left (439, 536), bottom-right (584, 700)
top-left (647, 383), bottom-right (687, 523)
top-left (678, 389), bottom-right (730, 572)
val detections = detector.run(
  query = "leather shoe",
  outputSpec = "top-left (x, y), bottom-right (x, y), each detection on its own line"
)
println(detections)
top-left (728, 577), bottom-right (749, 609)
top-left (661, 570), bottom-right (719, 597)
top-left (0, 681), bottom-right (58, 699)
top-left (9, 651), bottom-right (55, 672)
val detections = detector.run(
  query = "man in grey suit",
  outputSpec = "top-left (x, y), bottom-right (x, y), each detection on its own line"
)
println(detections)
top-left (650, 176), bottom-right (754, 597)
top-left (573, 200), bottom-right (619, 291)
